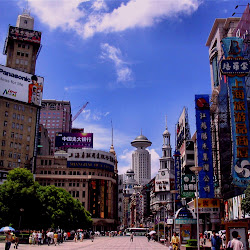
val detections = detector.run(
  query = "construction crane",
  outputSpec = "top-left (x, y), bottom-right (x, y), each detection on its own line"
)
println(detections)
top-left (72, 102), bottom-right (89, 122)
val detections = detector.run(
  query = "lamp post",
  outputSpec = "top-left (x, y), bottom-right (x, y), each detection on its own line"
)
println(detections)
top-left (170, 190), bottom-right (178, 233)
top-left (19, 208), bottom-right (24, 230)
top-left (190, 166), bottom-right (202, 250)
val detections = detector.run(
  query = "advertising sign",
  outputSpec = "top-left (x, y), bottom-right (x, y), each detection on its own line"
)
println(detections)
top-left (195, 95), bottom-right (214, 198)
top-left (0, 65), bottom-right (44, 106)
top-left (221, 37), bottom-right (250, 188)
top-left (8, 26), bottom-right (41, 44)
top-left (194, 198), bottom-right (220, 213)
top-left (55, 133), bottom-right (93, 148)
top-left (181, 174), bottom-right (195, 198)
top-left (174, 150), bottom-right (181, 200)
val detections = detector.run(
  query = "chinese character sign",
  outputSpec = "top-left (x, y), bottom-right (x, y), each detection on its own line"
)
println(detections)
top-left (181, 174), bottom-right (195, 198)
top-left (55, 133), bottom-right (93, 148)
top-left (221, 37), bottom-right (250, 188)
top-left (174, 150), bottom-right (181, 200)
top-left (195, 95), bottom-right (214, 198)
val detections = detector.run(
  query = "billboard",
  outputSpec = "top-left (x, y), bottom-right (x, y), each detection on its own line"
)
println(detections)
top-left (8, 26), bottom-right (41, 44)
top-left (55, 133), bottom-right (93, 148)
top-left (195, 95), bottom-right (214, 198)
top-left (221, 37), bottom-right (250, 188)
top-left (0, 65), bottom-right (44, 106)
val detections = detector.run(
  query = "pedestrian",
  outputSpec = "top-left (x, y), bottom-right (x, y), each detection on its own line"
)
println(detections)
top-left (227, 231), bottom-right (243, 250)
top-left (54, 232), bottom-right (58, 246)
top-left (38, 231), bottom-right (42, 245)
top-left (91, 231), bottom-right (95, 242)
top-left (147, 233), bottom-right (151, 242)
top-left (130, 232), bottom-right (134, 242)
top-left (171, 232), bottom-right (180, 250)
top-left (211, 230), bottom-right (221, 250)
top-left (74, 232), bottom-right (78, 243)
top-left (29, 234), bottom-right (32, 245)
top-left (63, 231), bottom-right (67, 241)
top-left (5, 231), bottom-right (13, 250)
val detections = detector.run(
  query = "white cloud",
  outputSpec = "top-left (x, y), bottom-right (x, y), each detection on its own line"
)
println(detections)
top-left (149, 148), bottom-right (160, 178)
top-left (100, 43), bottom-right (134, 86)
top-left (76, 108), bottom-right (110, 122)
top-left (22, 0), bottom-right (200, 38)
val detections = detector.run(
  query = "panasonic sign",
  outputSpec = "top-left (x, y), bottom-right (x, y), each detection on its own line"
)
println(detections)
top-left (0, 65), bottom-right (44, 106)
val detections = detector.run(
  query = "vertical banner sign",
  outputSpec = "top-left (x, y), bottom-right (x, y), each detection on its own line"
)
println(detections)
top-left (181, 174), bottom-right (196, 198)
top-left (221, 37), bottom-right (250, 188)
top-left (195, 95), bottom-right (214, 198)
top-left (174, 150), bottom-right (181, 200)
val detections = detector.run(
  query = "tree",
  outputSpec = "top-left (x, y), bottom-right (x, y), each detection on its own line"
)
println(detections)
top-left (242, 183), bottom-right (250, 215)
top-left (0, 168), bottom-right (92, 230)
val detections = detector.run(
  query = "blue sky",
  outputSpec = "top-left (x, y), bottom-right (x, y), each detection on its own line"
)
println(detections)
top-left (0, 0), bottom-right (248, 177)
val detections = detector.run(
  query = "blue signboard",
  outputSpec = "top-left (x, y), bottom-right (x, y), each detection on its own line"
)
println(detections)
top-left (195, 95), bottom-right (214, 198)
top-left (221, 58), bottom-right (249, 75)
top-left (174, 150), bottom-right (181, 200)
top-left (221, 37), bottom-right (250, 188)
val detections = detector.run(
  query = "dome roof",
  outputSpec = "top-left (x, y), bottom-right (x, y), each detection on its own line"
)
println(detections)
top-left (163, 129), bottom-right (170, 135)
top-left (134, 135), bottom-right (149, 141)
top-left (126, 169), bottom-right (134, 174)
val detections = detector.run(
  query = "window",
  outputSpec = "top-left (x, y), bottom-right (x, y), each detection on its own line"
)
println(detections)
top-left (16, 59), bottom-right (19, 64)
top-left (5, 111), bottom-right (8, 117)
top-left (10, 142), bottom-right (13, 148)
top-left (25, 155), bottom-right (29, 161)
top-left (11, 132), bottom-right (14, 138)
top-left (20, 124), bottom-right (23, 130)
top-left (27, 136), bottom-right (30, 142)
top-left (12, 122), bottom-right (15, 128)
top-left (26, 145), bottom-right (29, 151)
top-left (3, 131), bottom-right (6, 136)
top-left (9, 152), bottom-right (12, 158)
top-left (16, 123), bottom-right (19, 129)
top-left (21, 115), bottom-right (24, 120)
top-left (4, 121), bottom-right (7, 127)
top-left (82, 191), bottom-right (85, 198)
top-left (13, 113), bottom-right (16, 119)
top-left (18, 44), bottom-right (21, 48)
top-left (28, 126), bottom-right (31, 132)
top-left (17, 114), bottom-right (20, 120)
top-left (19, 134), bottom-right (23, 139)
top-left (1, 150), bottom-right (4, 156)
top-left (17, 51), bottom-right (20, 56)
top-left (28, 117), bottom-right (32, 122)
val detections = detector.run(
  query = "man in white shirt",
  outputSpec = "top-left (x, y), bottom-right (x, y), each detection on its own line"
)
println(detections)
top-left (227, 231), bottom-right (243, 250)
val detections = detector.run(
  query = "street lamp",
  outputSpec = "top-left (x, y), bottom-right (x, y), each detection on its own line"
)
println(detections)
top-left (190, 166), bottom-right (202, 250)
top-left (170, 190), bottom-right (178, 233)
top-left (19, 208), bottom-right (24, 230)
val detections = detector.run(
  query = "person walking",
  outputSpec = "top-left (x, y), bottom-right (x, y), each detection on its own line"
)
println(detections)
top-left (5, 231), bottom-right (13, 250)
top-left (211, 230), bottom-right (221, 250)
top-left (130, 232), bottom-right (134, 242)
top-left (171, 232), bottom-right (180, 250)
top-left (54, 232), bottom-right (58, 246)
top-left (147, 233), bottom-right (151, 242)
top-left (227, 231), bottom-right (243, 250)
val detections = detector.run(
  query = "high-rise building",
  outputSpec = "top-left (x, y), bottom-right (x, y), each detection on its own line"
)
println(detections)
top-left (0, 10), bottom-right (42, 172)
top-left (40, 100), bottom-right (72, 154)
top-left (131, 133), bottom-right (152, 185)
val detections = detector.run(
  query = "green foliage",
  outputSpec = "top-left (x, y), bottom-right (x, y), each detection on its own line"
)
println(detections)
top-left (242, 183), bottom-right (250, 214)
top-left (0, 168), bottom-right (92, 230)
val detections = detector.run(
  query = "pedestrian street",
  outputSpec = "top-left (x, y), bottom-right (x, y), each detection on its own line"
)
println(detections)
top-left (1, 236), bottom-right (169, 250)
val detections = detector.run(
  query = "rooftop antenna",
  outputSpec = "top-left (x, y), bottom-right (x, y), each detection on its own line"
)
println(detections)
top-left (23, 0), bottom-right (31, 15)
top-left (111, 119), bottom-right (114, 146)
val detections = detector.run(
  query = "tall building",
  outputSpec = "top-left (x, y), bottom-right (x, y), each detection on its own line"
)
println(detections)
top-left (40, 100), bottom-right (72, 154)
top-left (0, 10), bottom-right (42, 172)
top-left (131, 133), bottom-right (152, 185)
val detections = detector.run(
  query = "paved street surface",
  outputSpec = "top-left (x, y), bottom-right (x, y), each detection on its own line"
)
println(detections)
top-left (0, 236), bottom-right (169, 250)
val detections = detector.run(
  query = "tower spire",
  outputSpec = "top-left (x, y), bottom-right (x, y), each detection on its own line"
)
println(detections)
top-left (165, 115), bottom-right (168, 129)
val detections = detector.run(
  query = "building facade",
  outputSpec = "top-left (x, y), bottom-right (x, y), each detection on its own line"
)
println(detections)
top-left (35, 148), bottom-right (118, 231)
top-left (40, 100), bottom-right (72, 154)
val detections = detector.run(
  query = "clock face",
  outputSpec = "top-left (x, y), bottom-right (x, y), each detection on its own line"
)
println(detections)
top-left (161, 171), bottom-right (165, 176)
